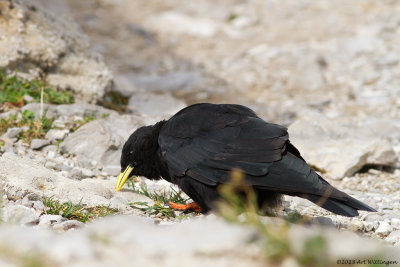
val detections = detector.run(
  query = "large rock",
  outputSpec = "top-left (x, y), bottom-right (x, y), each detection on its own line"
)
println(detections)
top-left (0, 0), bottom-right (112, 103)
top-left (60, 113), bottom-right (143, 174)
top-left (289, 112), bottom-right (397, 179)
top-left (2, 205), bottom-right (39, 225)
top-left (0, 153), bottom-right (152, 209)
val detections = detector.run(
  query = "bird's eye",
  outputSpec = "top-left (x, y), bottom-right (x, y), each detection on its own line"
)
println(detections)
top-left (129, 151), bottom-right (134, 155)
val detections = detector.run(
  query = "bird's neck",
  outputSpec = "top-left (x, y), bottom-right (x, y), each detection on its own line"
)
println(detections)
top-left (144, 120), bottom-right (169, 180)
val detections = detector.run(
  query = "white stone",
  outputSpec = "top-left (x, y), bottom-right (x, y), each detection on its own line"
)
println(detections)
top-left (349, 219), bottom-right (364, 232)
top-left (39, 215), bottom-right (66, 227)
top-left (46, 129), bottom-right (69, 143)
top-left (375, 221), bottom-right (392, 236)
top-left (30, 139), bottom-right (51, 150)
top-left (68, 167), bottom-right (94, 180)
top-left (391, 218), bottom-right (400, 227)
top-left (102, 165), bottom-right (121, 176)
top-left (60, 114), bottom-right (142, 168)
top-left (47, 151), bottom-right (57, 159)
top-left (364, 221), bottom-right (375, 232)
top-left (386, 230), bottom-right (400, 243)
top-left (53, 220), bottom-right (85, 231)
top-left (2, 205), bottom-right (39, 225)
top-left (44, 161), bottom-right (58, 170)
top-left (290, 112), bottom-right (397, 179)
top-left (4, 128), bottom-right (22, 139)
top-left (32, 201), bottom-right (45, 212)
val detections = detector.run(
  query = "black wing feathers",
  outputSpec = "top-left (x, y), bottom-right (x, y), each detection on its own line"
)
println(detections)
top-left (158, 103), bottom-right (376, 216)
top-left (159, 104), bottom-right (288, 185)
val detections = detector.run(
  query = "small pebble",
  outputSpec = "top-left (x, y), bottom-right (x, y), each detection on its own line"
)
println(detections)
top-left (53, 220), bottom-right (85, 231)
top-left (350, 219), bottom-right (364, 232)
top-left (47, 151), bottom-right (57, 159)
top-left (44, 161), bottom-right (58, 170)
top-left (31, 139), bottom-right (50, 150)
top-left (375, 221), bottom-right (392, 236)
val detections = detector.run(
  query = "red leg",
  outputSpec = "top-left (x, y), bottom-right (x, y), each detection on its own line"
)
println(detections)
top-left (169, 201), bottom-right (202, 212)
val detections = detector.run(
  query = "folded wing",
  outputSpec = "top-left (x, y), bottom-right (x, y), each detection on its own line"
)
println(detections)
top-left (159, 103), bottom-right (376, 216)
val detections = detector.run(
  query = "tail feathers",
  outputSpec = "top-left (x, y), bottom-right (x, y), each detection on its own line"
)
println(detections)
top-left (304, 194), bottom-right (359, 217)
top-left (303, 192), bottom-right (377, 217)
top-left (303, 174), bottom-right (377, 217)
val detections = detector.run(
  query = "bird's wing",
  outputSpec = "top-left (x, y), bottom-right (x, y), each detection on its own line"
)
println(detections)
top-left (158, 103), bottom-right (289, 186)
top-left (159, 103), bottom-right (376, 215)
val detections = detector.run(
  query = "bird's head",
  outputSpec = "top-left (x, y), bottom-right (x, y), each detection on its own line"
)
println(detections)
top-left (116, 122), bottom-right (165, 191)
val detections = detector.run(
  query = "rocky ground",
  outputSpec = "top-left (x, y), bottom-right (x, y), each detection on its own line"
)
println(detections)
top-left (1, 0), bottom-right (400, 266)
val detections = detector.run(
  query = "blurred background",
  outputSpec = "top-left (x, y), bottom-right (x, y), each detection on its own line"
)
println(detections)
top-left (41, 0), bottom-right (400, 125)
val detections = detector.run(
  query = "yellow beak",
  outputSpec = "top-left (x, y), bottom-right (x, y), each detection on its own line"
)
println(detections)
top-left (115, 165), bottom-right (134, 191)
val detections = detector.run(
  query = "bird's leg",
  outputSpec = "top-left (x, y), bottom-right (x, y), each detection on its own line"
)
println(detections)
top-left (169, 201), bottom-right (202, 212)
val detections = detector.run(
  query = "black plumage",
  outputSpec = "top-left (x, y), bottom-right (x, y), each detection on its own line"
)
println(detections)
top-left (117, 103), bottom-right (376, 217)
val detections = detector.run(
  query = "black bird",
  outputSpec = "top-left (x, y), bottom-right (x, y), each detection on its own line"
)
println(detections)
top-left (116, 103), bottom-right (376, 217)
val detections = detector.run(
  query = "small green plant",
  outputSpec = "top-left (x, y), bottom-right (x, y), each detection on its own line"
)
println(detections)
top-left (217, 169), bottom-right (291, 262)
top-left (0, 69), bottom-right (74, 106)
top-left (285, 210), bottom-right (305, 224)
top-left (128, 180), bottom-right (190, 205)
top-left (298, 236), bottom-right (326, 267)
top-left (127, 180), bottom-right (193, 218)
top-left (0, 110), bottom-right (54, 144)
top-left (227, 13), bottom-right (239, 22)
top-left (42, 196), bottom-right (117, 223)
top-left (216, 169), bottom-right (345, 266)
top-left (130, 200), bottom-right (176, 218)
top-left (70, 115), bottom-right (96, 132)
top-left (100, 91), bottom-right (129, 113)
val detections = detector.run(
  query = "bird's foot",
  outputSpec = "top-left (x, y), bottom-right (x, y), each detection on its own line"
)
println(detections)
top-left (169, 201), bottom-right (202, 212)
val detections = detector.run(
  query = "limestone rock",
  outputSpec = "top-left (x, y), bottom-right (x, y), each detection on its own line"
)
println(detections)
top-left (0, 0), bottom-right (112, 102)
top-left (386, 230), bottom-right (400, 243)
top-left (53, 220), bottom-right (85, 231)
top-left (289, 112), bottom-right (397, 179)
top-left (39, 215), bottom-right (66, 227)
top-left (349, 219), bottom-right (364, 232)
top-left (2, 205), bottom-right (39, 225)
top-left (0, 153), bottom-right (151, 209)
top-left (60, 113), bottom-right (142, 170)
top-left (45, 129), bottom-right (69, 143)
top-left (375, 221), bottom-right (393, 236)
top-left (30, 139), bottom-right (51, 150)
